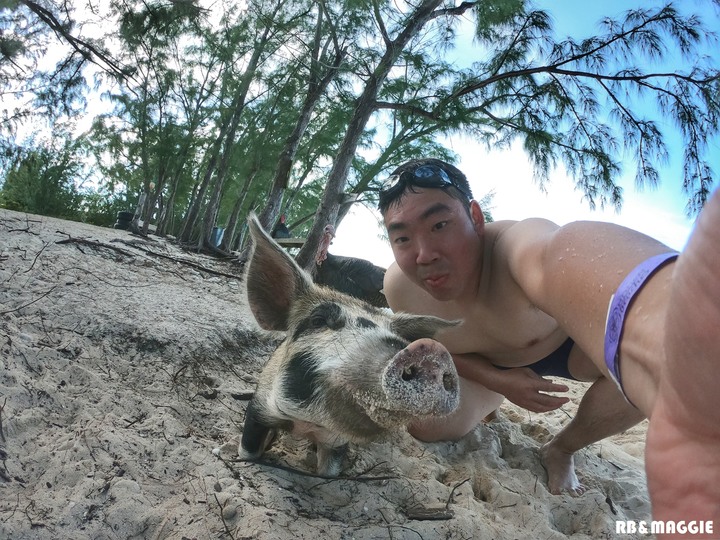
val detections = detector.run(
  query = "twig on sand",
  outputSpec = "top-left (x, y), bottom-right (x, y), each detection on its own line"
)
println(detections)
top-left (0, 285), bottom-right (58, 315)
top-left (446, 477), bottom-right (470, 507)
top-left (213, 493), bottom-right (235, 539)
top-left (224, 456), bottom-right (398, 483)
top-left (0, 398), bottom-right (7, 444)
top-left (23, 241), bottom-right (51, 274)
top-left (115, 240), bottom-right (243, 280)
top-left (403, 477), bottom-right (469, 521)
top-left (0, 398), bottom-right (9, 483)
top-left (56, 235), bottom-right (244, 280)
top-left (56, 235), bottom-right (137, 258)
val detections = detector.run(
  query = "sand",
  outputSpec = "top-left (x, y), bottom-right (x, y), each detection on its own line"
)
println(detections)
top-left (0, 208), bottom-right (652, 539)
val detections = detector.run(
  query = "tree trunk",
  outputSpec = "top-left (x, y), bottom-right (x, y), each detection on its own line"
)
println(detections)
top-left (295, 0), bottom-right (445, 272)
top-left (177, 6), bottom-right (278, 245)
top-left (197, 103), bottom-right (245, 250)
top-left (218, 168), bottom-right (258, 252)
top-left (155, 139), bottom-right (198, 236)
top-left (195, 14), bottom-right (278, 249)
top-left (257, 7), bottom-right (343, 233)
top-left (177, 124), bottom-right (226, 243)
top-left (156, 63), bottom-right (219, 237)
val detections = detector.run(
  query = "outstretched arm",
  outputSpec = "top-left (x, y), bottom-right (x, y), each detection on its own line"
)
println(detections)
top-left (646, 188), bottom-right (720, 527)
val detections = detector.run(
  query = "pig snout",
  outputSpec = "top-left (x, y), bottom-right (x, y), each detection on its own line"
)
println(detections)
top-left (381, 338), bottom-right (459, 417)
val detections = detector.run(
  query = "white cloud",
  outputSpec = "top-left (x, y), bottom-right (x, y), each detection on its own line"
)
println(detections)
top-left (333, 204), bottom-right (395, 268)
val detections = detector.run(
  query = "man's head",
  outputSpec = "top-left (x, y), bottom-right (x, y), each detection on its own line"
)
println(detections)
top-left (378, 158), bottom-right (474, 216)
top-left (379, 158), bottom-right (485, 302)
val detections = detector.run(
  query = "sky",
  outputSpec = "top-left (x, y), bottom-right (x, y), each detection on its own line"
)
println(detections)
top-left (330, 0), bottom-right (720, 268)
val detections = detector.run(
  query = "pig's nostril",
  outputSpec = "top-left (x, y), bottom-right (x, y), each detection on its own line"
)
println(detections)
top-left (442, 372), bottom-right (455, 391)
top-left (402, 365), bottom-right (419, 381)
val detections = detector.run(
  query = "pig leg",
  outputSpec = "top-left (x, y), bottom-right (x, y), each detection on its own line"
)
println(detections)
top-left (316, 443), bottom-right (348, 477)
top-left (290, 421), bottom-right (350, 476)
top-left (239, 399), bottom-right (277, 461)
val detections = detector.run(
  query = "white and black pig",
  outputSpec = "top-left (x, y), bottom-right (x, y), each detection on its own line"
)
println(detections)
top-left (239, 214), bottom-right (461, 476)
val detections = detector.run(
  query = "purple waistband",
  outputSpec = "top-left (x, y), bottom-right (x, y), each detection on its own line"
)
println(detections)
top-left (604, 252), bottom-right (679, 400)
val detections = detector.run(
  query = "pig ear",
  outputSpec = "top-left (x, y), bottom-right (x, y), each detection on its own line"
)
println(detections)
top-left (245, 213), bottom-right (313, 331)
top-left (390, 313), bottom-right (460, 342)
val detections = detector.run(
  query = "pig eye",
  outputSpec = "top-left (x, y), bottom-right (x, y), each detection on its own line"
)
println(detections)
top-left (310, 303), bottom-right (344, 329)
top-left (293, 302), bottom-right (345, 339)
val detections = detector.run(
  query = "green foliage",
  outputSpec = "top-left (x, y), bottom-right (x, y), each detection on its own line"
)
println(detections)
top-left (0, 147), bottom-right (83, 218)
top-left (474, 0), bottom-right (533, 42)
top-left (435, 2), bottom-right (720, 212)
top-left (80, 188), bottom-right (129, 227)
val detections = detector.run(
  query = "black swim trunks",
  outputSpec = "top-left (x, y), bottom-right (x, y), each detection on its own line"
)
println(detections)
top-left (494, 337), bottom-right (577, 380)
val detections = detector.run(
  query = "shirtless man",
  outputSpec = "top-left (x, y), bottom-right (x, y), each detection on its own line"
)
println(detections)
top-left (380, 158), bottom-right (719, 527)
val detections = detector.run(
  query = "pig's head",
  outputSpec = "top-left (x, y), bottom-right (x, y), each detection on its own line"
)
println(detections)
top-left (244, 214), bottom-right (461, 440)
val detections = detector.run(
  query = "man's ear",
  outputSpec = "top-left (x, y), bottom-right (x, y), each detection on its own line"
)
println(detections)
top-left (469, 200), bottom-right (485, 234)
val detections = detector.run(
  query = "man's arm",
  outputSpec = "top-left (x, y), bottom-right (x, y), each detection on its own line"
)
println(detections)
top-left (453, 353), bottom-right (569, 413)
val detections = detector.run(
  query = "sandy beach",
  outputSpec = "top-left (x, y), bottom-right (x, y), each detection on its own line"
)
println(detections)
top-left (0, 209), bottom-right (652, 539)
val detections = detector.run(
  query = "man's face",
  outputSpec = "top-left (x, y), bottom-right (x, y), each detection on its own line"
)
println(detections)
top-left (383, 188), bottom-right (483, 301)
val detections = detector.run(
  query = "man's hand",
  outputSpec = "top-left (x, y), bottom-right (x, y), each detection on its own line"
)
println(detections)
top-left (496, 368), bottom-right (570, 413)
top-left (452, 353), bottom-right (570, 413)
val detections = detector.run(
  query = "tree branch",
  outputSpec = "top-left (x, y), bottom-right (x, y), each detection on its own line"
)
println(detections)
top-left (430, 1), bottom-right (478, 20)
top-left (451, 62), bottom-right (717, 101)
top-left (18, 0), bottom-right (132, 81)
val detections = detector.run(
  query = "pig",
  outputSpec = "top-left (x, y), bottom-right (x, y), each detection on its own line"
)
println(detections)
top-left (238, 214), bottom-right (460, 476)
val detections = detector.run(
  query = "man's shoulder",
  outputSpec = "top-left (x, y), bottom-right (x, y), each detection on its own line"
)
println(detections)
top-left (383, 262), bottom-right (407, 293)
top-left (383, 262), bottom-right (439, 315)
top-left (487, 218), bottom-right (560, 255)
top-left (383, 262), bottom-right (419, 299)
top-left (485, 218), bottom-right (562, 300)
top-left (486, 218), bottom-right (558, 237)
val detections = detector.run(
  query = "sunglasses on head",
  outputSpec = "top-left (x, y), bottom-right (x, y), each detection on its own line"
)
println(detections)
top-left (380, 164), bottom-right (472, 201)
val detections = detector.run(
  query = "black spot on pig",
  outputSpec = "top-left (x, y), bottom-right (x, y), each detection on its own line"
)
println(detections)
top-left (285, 351), bottom-right (324, 404)
top-left (356, 317), bottom-right (378, 329)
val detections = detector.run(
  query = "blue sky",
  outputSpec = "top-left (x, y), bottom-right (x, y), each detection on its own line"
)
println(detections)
top-left (332, 0), bottom-right (720, 267)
